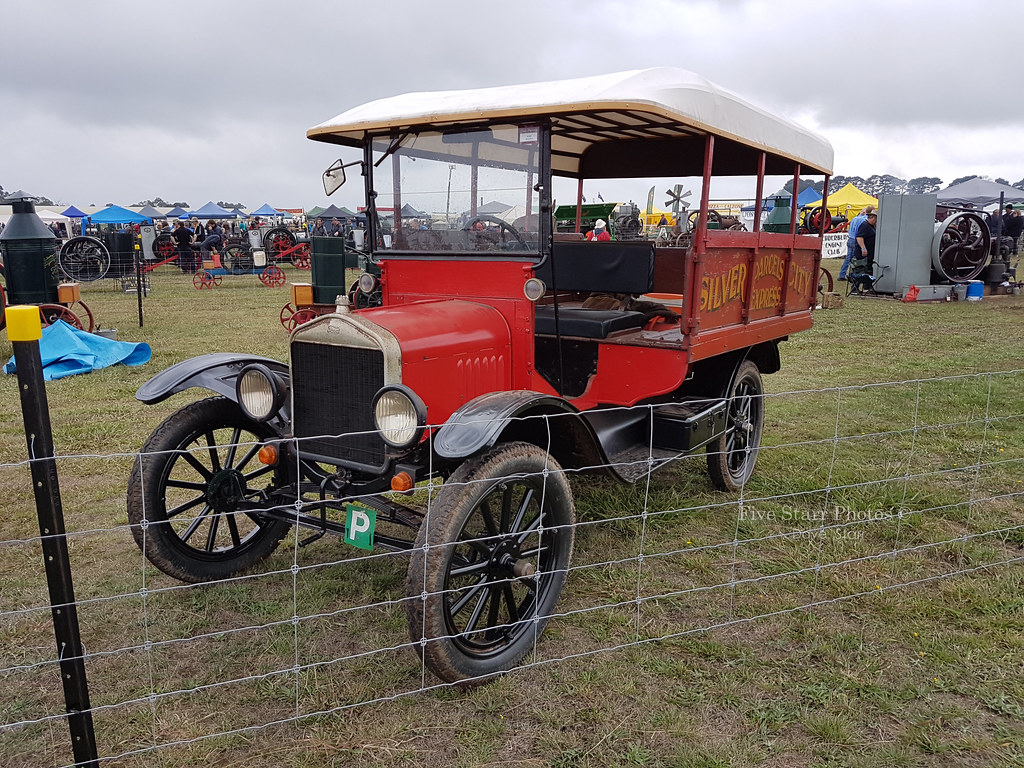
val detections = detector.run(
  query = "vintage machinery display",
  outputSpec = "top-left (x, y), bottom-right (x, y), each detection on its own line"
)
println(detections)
top-left (0, 195), bottom-right (94, 332)
top-left (873, 195), bottom-right (1016, 296)
top-left (126, 68), bottom-right (833, 685)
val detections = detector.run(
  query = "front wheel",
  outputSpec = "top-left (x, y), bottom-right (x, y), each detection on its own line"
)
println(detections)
top-left (706, 360), bottom-right (764, 491)
top-left (127, 397), bottom-right (290, 583)
top-left (407, 442), bottom-right (575, 685)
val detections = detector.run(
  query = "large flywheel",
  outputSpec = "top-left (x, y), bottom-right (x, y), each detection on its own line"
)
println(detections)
top-left (932, 212), bottom-right (990, 282)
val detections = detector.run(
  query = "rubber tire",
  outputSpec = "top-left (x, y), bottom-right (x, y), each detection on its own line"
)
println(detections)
top-left (407, 442), bottom-right (575, 685)
top-left (127, 397), bottom-right (289, 583)
top-left (706, 360), bottom-right (764, 492)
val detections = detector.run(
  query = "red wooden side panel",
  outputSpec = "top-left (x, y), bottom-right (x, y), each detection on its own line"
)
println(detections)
top-left (689, 232), bottom-right (819, 361)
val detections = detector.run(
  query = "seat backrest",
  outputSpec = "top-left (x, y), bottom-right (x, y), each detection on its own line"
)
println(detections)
top-left (535, 240), bottom-right (655, 295)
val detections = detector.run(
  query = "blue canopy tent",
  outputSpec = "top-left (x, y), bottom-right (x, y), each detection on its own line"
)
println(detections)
top-left (89, 205), bottom-right (149, 224)
top-left (231, 208), bottom-right (249, 219)
top-left (251, 203), bottom-right (280, 216)
top-left (165, 206), bottom-right (189, 218)
top-left (61, 205), bottom-right (88, 218)
top-left (741, 186), bottom-right (821, 213)
top-left (190, 201), bottom-right (237, 219)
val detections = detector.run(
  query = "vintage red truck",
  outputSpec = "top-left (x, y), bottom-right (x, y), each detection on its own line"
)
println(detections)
top-left (127, 68), bottom-right (834, 684)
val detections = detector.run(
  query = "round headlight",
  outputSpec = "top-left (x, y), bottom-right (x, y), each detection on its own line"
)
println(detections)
top-left (358, 272), bottom-right (378, 294)
top-left (372, 385), bottom-right (426, 448)
top-left (524, 277), bottom-right (546, 301)
top-left (236, 364), bottom-right (283, 422)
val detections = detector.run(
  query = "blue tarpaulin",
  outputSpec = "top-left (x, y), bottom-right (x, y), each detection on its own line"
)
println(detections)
top-left (4, 320), bottom-right (152, 380)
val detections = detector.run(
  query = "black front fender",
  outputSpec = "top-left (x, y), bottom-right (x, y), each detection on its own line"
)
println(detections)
top-left (136, 352), bottom-right (288, 405)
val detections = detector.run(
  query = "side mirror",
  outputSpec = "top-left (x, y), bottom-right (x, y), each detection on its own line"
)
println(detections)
top-left (323, 159), bottom-right (347, 197)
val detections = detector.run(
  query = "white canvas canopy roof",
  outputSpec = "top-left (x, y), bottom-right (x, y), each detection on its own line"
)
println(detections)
top-left (308, 68), bottom-right (833, 178)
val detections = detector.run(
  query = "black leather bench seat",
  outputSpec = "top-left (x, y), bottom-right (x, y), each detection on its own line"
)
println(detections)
top-left (534, 306), bottom-right (645, 339)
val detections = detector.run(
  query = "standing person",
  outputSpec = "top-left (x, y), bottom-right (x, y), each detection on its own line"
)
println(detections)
top-left (1003, 204), bottom-right (1023, 256)
top-left (586, 218), bottom-right (612, 241)
top-left (850, 211), bottom-right (877, 293)
top-left (840, 204), bottom-right (875, 280)
top-left (329, 217), bottom-right (342, 237)
top-left (311, 217), bottom-right (328, 237)
top-left (172, 218), bottom-right (196, 273)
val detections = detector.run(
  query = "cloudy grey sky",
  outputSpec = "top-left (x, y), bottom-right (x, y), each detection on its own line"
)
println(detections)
top-left (2, 0), bottom-right (1020, 211)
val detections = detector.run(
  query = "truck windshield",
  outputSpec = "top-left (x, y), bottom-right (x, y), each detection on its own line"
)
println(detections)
top-left (371, 124), bottom-right (541, 253)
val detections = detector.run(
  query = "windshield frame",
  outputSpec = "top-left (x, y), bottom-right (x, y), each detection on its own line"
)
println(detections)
top-left (362, 120), bottom-right (552, 262)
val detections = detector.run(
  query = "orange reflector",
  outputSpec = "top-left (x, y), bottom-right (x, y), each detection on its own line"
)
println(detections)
top-left (390, 472), bottom-right (414, 492)
top-left (257, 445), bottom-right (279, 466)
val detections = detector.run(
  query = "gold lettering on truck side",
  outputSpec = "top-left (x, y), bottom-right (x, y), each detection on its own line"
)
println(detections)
top-left (699, 262), bottom-right (747, 312)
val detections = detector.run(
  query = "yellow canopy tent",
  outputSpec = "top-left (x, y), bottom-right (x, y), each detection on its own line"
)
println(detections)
top-left (804, 182), bottom-right (878, 217)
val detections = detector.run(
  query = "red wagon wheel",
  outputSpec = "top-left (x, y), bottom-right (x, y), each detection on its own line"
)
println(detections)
top-left (280, 302), bottom-right (300, 330)
top-left (266, 229), bottom-right (295, 260)
top-left (193, 269), bottom-right (220, 290)
top-left (260, 265), bottom-right (286, 287)
top-left (291, 243), bottom-right (312, 270)
top-left (291, 308), bottom-right (319, 327)
top-left (38, 303), bottom-right (85, 330)
top-left (817, 267), bottom-right (834, 297)
top-left (154, 234), bottom-right (177, 260)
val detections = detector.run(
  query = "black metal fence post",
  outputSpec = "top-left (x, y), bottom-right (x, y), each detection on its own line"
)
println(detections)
top-left (6, 305), bottom-right (99, 768)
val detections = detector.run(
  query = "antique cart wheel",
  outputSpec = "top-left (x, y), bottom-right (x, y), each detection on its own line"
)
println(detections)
top-left (407, 441), bottom-right (575, 684)
top-left (291, 243), bottom-right (312, 270)
top-left (264, 228), bottom-right (295, 259)
top-left (817, 267), bottom-right (834, 297)
top-left (193, 269), bottom-right (219, 289)
top-left (58, 236), bottom-right (111, 282)
top-left (38, 303), bottom-right (84, 330)
top-left (706, 360), bottom-right (764, 491)
top-left (126, 397), bottom-right (289, 583)
top-left (153, 233), bottom-right (177, 260)
top-left (222, 245), bottom-right (254, 274)
top-left (290, 308), bottom-right (319, 327)
top-left (280, 302), bottom-right (299, 330)
top-left (260, 265), bottom-right (286, 287)
top-left (687, 209), bottom-right (722, 230)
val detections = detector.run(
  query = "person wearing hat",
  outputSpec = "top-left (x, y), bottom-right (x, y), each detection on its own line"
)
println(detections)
top-left (840, 204), bottom-right (875, 281)
top-left (1003, 204), bottom-right (1023, 255)
top-left (586, 218), bottom-right (611, 242)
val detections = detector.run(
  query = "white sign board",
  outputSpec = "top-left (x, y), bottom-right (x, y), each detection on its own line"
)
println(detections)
top-left (822, 232), bottom-right (846, 260)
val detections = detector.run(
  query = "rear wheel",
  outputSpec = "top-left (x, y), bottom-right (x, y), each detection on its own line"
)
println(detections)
top-left (407, 442), bottom-right (575, 685)
top-left (706, 360), bottom-right (764, 491)
top-left (126, 397), bottom-right (289, 583)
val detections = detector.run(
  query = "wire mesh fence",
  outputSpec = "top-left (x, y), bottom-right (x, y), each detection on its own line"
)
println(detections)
top-left (1, 369), bottom-right (1022, 766)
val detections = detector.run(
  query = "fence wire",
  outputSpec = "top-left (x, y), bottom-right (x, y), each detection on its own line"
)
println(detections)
top-left (0, 369), bottom-right (1021, 767)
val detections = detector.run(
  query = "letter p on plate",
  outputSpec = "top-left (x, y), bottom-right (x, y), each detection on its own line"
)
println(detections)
top-left (344, 504), bottom-right (377, 550)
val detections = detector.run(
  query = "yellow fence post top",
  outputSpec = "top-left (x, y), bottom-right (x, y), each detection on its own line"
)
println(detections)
top-left (5, 305), bottom-right (42, 342)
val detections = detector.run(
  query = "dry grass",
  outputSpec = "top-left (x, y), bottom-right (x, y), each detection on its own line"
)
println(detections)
top-left (1, 260), bottom-right (1023, 767)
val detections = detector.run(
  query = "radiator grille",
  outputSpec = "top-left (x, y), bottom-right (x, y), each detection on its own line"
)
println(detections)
top-left (291, 341), bottom-right (386, 468)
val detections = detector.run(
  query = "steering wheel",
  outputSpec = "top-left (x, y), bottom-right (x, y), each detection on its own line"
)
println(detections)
top-left (687, 210), bottom-right (723, 230)
top-left (462, 215), bottom-right (528, 249)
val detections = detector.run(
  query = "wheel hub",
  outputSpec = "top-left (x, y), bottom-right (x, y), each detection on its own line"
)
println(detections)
top-left (488, 538), bottom-right (526, 577)
top-left (206, 469), bottom-right (246, 513)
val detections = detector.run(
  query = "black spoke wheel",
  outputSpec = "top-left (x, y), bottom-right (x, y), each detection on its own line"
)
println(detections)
top-left (407, 442), bottom-right (575, 685)
top-left (222, 245), bottom-right (254, 274)
top-left (57, 236), bottom-right (111, 282)
top-left (127, 397), bottom-right (289, 582)
top-left (706, 360), bottom-right (764, 491)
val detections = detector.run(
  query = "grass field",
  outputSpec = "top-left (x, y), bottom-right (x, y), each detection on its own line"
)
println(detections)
top-left (1, 257), bottom-right (1022, 768)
